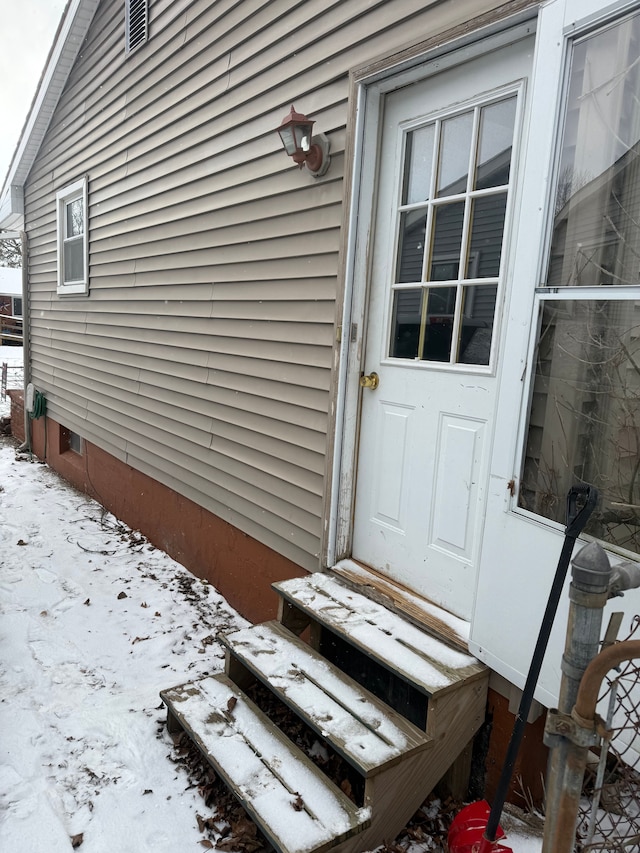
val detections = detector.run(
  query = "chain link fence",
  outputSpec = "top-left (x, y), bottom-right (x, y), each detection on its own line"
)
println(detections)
top-left (576, 616), bottom-right (640, 851)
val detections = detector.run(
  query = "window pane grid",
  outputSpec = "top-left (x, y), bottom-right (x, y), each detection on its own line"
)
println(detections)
top-left (390, 94), bottom-right (516, 364)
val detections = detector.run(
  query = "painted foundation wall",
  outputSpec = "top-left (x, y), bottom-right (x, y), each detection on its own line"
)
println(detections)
top-left (26, 409), bottom-right (306, 625)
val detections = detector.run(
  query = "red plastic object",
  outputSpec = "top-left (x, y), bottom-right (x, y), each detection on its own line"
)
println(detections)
top-left (447, 801), bottom-right (513, 853)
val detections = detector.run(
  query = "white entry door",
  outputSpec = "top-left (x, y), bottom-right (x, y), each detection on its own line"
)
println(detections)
top-left (351, 37), bottom-right (534, 620)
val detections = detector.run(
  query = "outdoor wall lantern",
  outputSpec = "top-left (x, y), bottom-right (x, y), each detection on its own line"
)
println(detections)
top-left (277, 105), bottom-right (331, 177)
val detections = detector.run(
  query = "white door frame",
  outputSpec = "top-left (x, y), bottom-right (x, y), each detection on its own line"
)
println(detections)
top-left (326, 14), bottom-right (540, 570)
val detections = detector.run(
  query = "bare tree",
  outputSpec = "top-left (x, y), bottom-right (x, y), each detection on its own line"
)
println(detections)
top-left (0, 237), bottom-right (21, 268)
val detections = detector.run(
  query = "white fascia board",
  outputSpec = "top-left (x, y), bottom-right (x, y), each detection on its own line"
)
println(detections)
top-left (0, 0), bottom-right (101, 230)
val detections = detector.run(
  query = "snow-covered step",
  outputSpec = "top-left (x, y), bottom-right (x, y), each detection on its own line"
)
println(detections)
top-left (273, 573), bottom-right (485, 700)
top-left (331, 559), bottom-right (471, 653)
top-left (160, 673), bottom-right (371, 853)
top-left (222, 620), bottom-right (431, 777)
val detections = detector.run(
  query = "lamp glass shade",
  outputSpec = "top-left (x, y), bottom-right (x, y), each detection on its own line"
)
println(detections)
top-left (277, 106), bottom-right (315, 157)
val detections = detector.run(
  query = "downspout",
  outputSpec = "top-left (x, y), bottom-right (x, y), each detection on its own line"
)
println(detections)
top-left (19, 230), bottom-right (31, 451)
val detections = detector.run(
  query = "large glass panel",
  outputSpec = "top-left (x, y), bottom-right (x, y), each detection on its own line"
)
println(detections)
top-left (458, 284), bottom-right (497, 365)
top-left (421, 286), bottom-right (457, 361)
top-left (66, 198), bottom-right (84, 237)
top-left (437, 112), bottom-right (474, 197)
top-left (430, 202), bottom-right (464, 279)
top-left (466, 193), bottom-right (508, 278)
top-left (519, 299), bottom-right (640, 553)
top-left (475, 97), bottom-right (517, 190)
top-left (396, 210), bottom-right (427, 283)
top-left (403, 125), bottom-right (436, 204)
top-left (548, 12), bottom-right (640, 287)
top-left (64, 238), bottom-right (84, 282)
top-left (390, 288), bottom-right (423, 358)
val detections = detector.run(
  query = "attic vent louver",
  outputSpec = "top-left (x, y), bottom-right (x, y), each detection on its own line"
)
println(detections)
top-left (126, 0), bottom-right (148, 53)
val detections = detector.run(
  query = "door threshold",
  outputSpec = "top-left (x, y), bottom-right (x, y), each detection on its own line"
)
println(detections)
top-left (330, 559), bottom-right (471, 654)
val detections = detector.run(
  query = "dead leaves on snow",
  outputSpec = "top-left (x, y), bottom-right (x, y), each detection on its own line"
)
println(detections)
top-left (215, 813), bottom-right (261, 852)
top-left (70, 833), bottom-right (84, 848)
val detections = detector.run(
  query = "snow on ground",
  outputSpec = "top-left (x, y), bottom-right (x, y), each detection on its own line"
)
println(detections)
top-left (0, 345), bottom-right (24, 417)
top-left (0, 441), bottom-right (249, 852)
top-left (0, 438), bottom-right (544, 852)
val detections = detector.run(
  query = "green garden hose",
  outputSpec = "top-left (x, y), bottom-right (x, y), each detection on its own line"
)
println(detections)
top-left (29, 390), bottom-right (47, 420)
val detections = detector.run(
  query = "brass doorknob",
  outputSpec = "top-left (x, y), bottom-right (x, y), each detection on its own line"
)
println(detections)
top-left (359, 372), bottom-right (379, 390)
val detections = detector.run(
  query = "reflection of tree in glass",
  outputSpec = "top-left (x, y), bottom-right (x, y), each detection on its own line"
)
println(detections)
top-left (520, 301), bottom-right (640, 554)
top-left (67, 199), bottom-right (83, 237)
top-left (555, 165), bottom-right (592, 216)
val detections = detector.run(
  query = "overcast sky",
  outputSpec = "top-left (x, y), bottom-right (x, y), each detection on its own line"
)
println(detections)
top-left (0, 0), bottom-right (68, 188)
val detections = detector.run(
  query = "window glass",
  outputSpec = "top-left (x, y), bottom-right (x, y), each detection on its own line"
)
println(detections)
top-left (548, 13), bottom-right (640, 287)
top-left (475, 97), bottom-right (517, 190)
top-left (390, 288), bottom-right (423, 358)
top-left (64, 239), bottom-right (84, 283)
top-left (437, 112), bottom-right (474, 197)
top-left (389, 94), bottom-right (518, 365)
top-left (421, 286), bottom-right (457, 361)
top-left (458, 285), bottom-right (497, 365)
top-left (520, 299), bottom-right (640, 552)
top-left (396, 210), bottom-right (427, 282)
top-left (430, 202), bottom-right (464, 279)
top-left (402, 125), bottom-right (435, 204)
top-left (467, 193), bottom-right (507, 278)
top-left (57, 178), bottom-right (87, 295)
top-left (66, 198), bottom-right (83, 237)
top-left (519, 10), bottom-right (640, 554)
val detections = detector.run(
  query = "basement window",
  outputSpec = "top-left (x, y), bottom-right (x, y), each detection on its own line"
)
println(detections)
top-left (56, 177), bottom-right (88, 296)
top-left (126, 0), bottom-right (148, 53)
top-left (60, 426), bottom-right (83, 456)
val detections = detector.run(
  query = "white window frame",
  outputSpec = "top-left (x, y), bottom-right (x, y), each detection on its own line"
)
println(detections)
top-left (56, 177), bottom-right (88, 296)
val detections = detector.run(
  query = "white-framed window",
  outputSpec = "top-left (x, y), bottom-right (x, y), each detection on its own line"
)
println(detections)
top-left (56, 177), bottom-right (88, 296)
top-left (126, 0), bottom-right (148, 53)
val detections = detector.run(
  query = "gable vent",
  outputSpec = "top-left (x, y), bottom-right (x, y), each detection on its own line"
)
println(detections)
top-left (126, 0), bottom-right (148, 53)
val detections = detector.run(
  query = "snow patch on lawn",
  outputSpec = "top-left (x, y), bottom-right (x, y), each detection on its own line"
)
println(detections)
top-left (0, 443), bottom-right (248, 851)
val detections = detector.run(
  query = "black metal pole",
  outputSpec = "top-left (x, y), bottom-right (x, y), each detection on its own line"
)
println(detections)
top-left (482, 485), bottom-right (598, 844)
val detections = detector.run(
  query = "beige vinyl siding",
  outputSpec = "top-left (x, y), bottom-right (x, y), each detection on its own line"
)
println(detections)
top-left (24, 0), bottom-right (530, 570)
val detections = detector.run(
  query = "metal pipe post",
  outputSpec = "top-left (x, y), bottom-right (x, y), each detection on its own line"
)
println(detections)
top-left (542, 542), bottom-right (612, 853)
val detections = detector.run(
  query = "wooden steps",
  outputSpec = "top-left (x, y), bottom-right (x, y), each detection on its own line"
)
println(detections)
top-left (222, 620), bottom-right (431, 776)
top-left (160, 674), bottom-right (370, 853)
top-left (161, 571), bottom-right (489, 853)
top-left (273, 573), bottom-right (484, 697)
